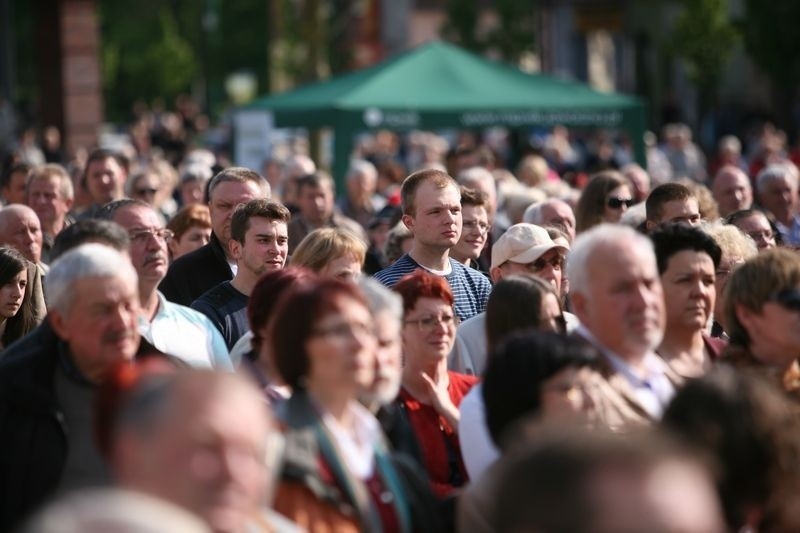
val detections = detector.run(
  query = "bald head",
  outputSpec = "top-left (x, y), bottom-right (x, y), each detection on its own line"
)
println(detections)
top-left (712, 166), bottom-right (752, 217)
top-left (0, 204), bottom-right (43, 264)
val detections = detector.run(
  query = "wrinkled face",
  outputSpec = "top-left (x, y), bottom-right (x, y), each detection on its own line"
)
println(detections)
top-left (370, 311), bottom-right (403, 405)
top-left (573, 242), bottom-right (665, 360)
top-left (712, 170), bottom-right (752, 216)
top-left (306, 296), bottom-right (376, 394)
top-left (602, 185), bottom-right (633, 223)
top-left (114, 205), bottom-right (170, 287)
top-left (760, 176), bottom-right (798, 223)
top-left (2, 209), bottom-right (43, 264)
top-left (85, 156), bottom-right (125, 204)
top-left (734, 213), bottom-right (776, 251)
top-left (170, 226), bottom-right (211, 260)
top-left (50, 275), bottom-right (140, 382)
top-left (657, 198), bottom-right (701, 227)
top-left (209, 180), bottom-right (264, 247)
top-left (401, 296), bottom-right (457, 364)
top-left (403, 181), bottom-right (462, 252)
top-left (2, 170), bottom-right (28, 205)
top-left (318, 254), bottom-right (362, 281)
top-left (661, 250), bottom-right (716, 334)
top-left (452, 204), bottom-right (489, 262)
top-left (28, 176), bottom-right (73, 230)
top-left (0, 268), bottom-right (27, 320)
top-left (497, 248), bottom-right (565, 294)
top-left (298, 183), bottom-right (334, 225)
top-left (232, 217), bottom-right (288, 277)
top-left (136, 383), bottom-right (270, 533)
top-left (540, 201), bottom-right (576, 242)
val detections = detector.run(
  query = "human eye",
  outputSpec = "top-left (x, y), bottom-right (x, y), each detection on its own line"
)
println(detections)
top-left (420, 316), bottom-right (437, 328)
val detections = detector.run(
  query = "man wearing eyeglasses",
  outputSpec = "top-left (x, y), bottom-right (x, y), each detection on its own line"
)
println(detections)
top-left (450, 223), bottom-right (572, 376)
top-left (645, 183), bottom-right (701, 232)
top-left (450, 187), bottom-right (491, 271)
top-left (100, 200), bottom-right (232, 370)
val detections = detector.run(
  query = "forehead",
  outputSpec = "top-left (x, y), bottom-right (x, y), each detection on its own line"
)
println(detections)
top-left (664, 249), bottom-right (714, 271)
top-left (114, 205), bottom-right (161, 228)
top-left (72, 275), bottom-right (137, 304)
top-left (211, 180), bottom-right (262, 202)
top-left (462, 204), bottom-right (488, 219)
top-left (588, 241), bottom-right (657, 286)
top-left (717, 171), bottom-right (748, 188)
top-left (246, 217), bottom-right (287, 234)
top-left (737, 213), bottom-right (770, 230)
top-left (29, 176), bottom-right (60, 191)
top-left (766, 176), bottom-right (795, 190)
top-left (6, 209), bottom-right (40, 227)
top-left (88, 157), bottom-right (120, 172)
top-left (543, 201), bottom-right (573, 219)
top-left (414, 181), bottom-right (460, 209)
top-left (173, 384), bottom-right (268, 441)
top-left (409, 296), bottom-right (451, 315)
top-left (661, 198), bottom-right (698, 217)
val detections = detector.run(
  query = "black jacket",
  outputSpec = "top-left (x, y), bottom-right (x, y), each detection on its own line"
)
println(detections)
top-left (0, 321), bottom-right (67, 532)
top-left (159, 232), bottom-right (232, 306)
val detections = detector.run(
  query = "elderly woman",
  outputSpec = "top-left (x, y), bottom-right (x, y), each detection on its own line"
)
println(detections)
top-left (393, 270), bottom-right (478, 497)
top-left (166, 204), bottom-right (212, 261)
top-left (459, 274), bottom-right (566, 480)
top-left (723, 248), bottom-right (800, 396)
top-left (651, 224), bottom-right (723, 378)
top-left (574, 171), bottom-right (634, 233)
top-left (270, 278), bottom-right (413, 532)
top-left (290, 227), bottom-right (366, 281)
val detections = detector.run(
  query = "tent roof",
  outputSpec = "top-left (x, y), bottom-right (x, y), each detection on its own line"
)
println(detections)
top-left (247, 40), bottom-right (643, 129)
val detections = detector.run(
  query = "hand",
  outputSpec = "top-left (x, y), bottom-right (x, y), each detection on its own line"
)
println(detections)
top-left (420, 372), bottom-right (460, 432)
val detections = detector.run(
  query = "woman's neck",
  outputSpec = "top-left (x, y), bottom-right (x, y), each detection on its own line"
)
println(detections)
top-left (402, 357), bottom-right (449, 399)
top-left (306, 382), bottom-right (355, 423)
top-left (658, 329), bottom-right (709, 377)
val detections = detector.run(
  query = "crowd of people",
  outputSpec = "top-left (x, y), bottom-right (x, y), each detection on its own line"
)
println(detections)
top-left (1, 118), bottom-right (800, 532)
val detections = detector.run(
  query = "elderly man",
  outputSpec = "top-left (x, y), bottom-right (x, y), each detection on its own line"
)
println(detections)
top-left (111, 370), bottom-right (297, 533)
top-left (374, 168), bottom-right (492, 322)
top-left (567, 224), bottom-right (680, 428)
top-left (450, 223), bottom-right (571, 376)
top-left (522, 198), bottom-right (577, 243)
top-left (337, 159), bottom-right (382, 229)
top-left (192, 199), bottom-right (290, 350)
top-left (755, 163), bottom-right (800, 246)
top-left (0, 244), bottom-right (141, 531)
top-left (27, 164), bottom-right (75, 262)
top-left (0, 204), bottom-right (48, 317)
top-left (101, 200), bottom-right (231, 370)
top-left (712, 165), bottom-right (752, 217)
top-left (160, 167), bottom-right (270, 306)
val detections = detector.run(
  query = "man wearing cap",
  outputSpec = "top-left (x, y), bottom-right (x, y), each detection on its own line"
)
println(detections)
top-left (449, 223), bottom-right (573, 376)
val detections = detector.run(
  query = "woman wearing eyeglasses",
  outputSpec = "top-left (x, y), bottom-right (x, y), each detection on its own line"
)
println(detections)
top-left (574, 171), bottom-right (635, 234)
top-left (270, 278), bottom-right (414, 533)
top-left (651, 224), bottom-right (725, 379)
top-left (722, 248), bottom-right (800, 396)
top-left (393, 270), bottom-right (478, 498)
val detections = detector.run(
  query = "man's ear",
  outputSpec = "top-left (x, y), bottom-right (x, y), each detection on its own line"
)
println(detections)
top-left (734, 303), bottom-right (757, 331)
top-left (48, 310), bottom-right (69, 341)
top-left (645, 219), bottom-right (656, 232)
top-left (489, 266), bottom-right (503, 284)
top-left (569, 291), bottom-right (588, 322)
top-left (401, 213), bottom-right (414, 232)
top-left (228, 239), bottom-right (242, 261)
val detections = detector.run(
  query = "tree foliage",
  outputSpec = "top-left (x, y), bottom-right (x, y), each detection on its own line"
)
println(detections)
top-left (670, 0), bottom-right (738, 99)
top-left (741, 0), bottom-right (800, 91)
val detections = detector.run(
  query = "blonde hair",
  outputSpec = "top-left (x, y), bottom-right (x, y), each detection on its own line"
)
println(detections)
top-left (290, 227), bottom-right (366, 273)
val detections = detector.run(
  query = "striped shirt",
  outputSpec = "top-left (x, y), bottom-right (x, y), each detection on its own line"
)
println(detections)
top-left (373, 254), bottom-right (492, 322)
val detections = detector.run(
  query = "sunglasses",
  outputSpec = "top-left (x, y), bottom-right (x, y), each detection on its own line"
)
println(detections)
top-left (607, 197), bottom-right (635, 209)
top-left (768, 288), bottom-right (800, 312)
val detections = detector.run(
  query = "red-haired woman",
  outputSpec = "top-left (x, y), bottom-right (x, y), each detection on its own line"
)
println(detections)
top-left (393, 271), bottom-right (478, 497)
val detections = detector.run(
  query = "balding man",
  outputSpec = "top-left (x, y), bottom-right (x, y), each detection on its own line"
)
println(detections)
top-left (712, 165), bottom-right (752, 217)
top-left (0, 244), bottom-right (142, 531)
top-left (522, 198), bottom-right (576, 243)
top-left (0, 204), bottom-right (44, 266)
top-left (567, 224), bottom-right (680, 429)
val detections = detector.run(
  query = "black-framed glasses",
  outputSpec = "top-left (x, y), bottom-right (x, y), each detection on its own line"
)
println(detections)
top-left (128, 228), bottom-right (174, 245)
top-left (607, 197), bottom-right (635, 209)
top-left (768, 288), bottom-right (800, 312)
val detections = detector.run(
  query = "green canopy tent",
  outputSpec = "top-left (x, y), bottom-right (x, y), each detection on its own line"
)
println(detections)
top-left (245, 40), bottom-right (647, 185)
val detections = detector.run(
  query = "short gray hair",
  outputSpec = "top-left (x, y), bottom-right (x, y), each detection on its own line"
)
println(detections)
top-left (357, 275), bottom-right (402, 322)
top-left (566, 224), bottom-right (654, 295)
top-left (347, 159), bottom-right (377, 182)
top-left (756, 163), bottom-right (799, 194)
top-left (45, 243), bottom-right (137, 314)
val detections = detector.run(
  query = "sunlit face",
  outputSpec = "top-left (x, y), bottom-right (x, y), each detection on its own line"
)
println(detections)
top-left (369, 310), bottom-right (403, 405)
top-left (298, 183), bottom-right (334, 225)
top-left (306, 296), bottom-right (376, 394)
top-left (572, 241), bottom-right (665, 360)
top-left (209, 180), bottom-right (264, 248)
top-left (452, 204), bottom-right (489, 262)
top-left (114, 205), bottom-right (170, 287)
top-left (128, 380), bottom-right (270, 533)
top-left (231, 217), bottom-right (288, 278)
top-left (85, 156), bottom-right (125, 204)
top-left (540, 201), bottom-right (576, 242)
top-left (1, 208), bottom-right (43, 264)
top-left (2, 170), bottom-right (28, 205)
top-left (401, 296), bottom-right (457, 364)
top-left (660, 250), bottom-right (716, 334)
top-left (28, 176), bottom-right (73, 230)
top-left (497, 248), bottom-right (565, 294)
top-left (734, 213), bottom-right (776, 251)
top-left (712, 169), bottom-right (752, 216)
top-left (169, 226), bottom-right (211, 260)
top-left (759, 176), bottom-right (798, 223)
top-left (403, 181), bottom-right (462, 252)
top-left (49, 275), bottom-right (140, 383)
top-left (0, 268), bottom-right (27, 320)
top-left (318, 254), bottom-right (362, 281)
top-left (602, 185), bottom-right (633, 223)
top-left (657, 198), bottom-right (702, 227)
